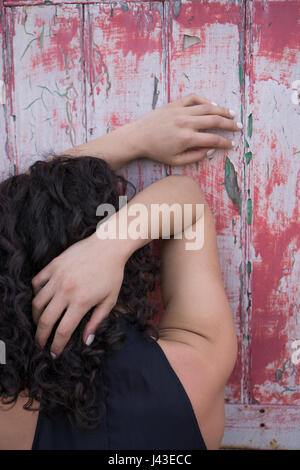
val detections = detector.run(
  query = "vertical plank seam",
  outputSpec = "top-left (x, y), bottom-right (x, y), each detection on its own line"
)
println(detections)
top-left (243, 0), bottom-right (254, 405)
top-left (1, 2), bottom-right (17, 174)
top-left (80, 2), bottom-right (88, 144)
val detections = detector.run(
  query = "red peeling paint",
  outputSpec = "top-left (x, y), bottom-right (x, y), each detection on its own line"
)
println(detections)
top-left (30, 15), bottom-right (80, 73)
top-left (93, 4), bottom-right (162, 64)
top-left (254, 1), bottom-right (299, 65)
top-left (172, 0), bottom-right (240, 28)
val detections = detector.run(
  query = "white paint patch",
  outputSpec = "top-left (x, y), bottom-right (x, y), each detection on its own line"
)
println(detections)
top-left (0, 80), bottom-right (5, 105)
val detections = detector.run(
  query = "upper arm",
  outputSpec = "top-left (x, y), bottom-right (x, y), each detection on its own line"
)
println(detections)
top-left (157, 199), bottom-right (237, 388)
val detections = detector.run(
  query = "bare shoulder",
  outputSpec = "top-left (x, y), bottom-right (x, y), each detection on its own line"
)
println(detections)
top-left (156, 328), bottom-right (232, 450)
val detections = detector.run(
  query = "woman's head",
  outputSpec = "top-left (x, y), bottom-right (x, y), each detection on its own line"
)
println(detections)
top-left (0, 155), bottom-right (159, 428)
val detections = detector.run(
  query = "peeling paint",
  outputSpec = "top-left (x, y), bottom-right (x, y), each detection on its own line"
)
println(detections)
top-left (224, 156), bottom-right (241, 214)
top-left (247, 113), bottom-right (253, 139)
top-left (246, 198), bottom-right (252, 225)
top-left (152, 75), bottom-right (159, 110)
top-left (182, 34), bottom-right (201, 50)
top-left (173, 0), bottom-right (182, 19)
top-left (245, 151), bottom-right (252, 165)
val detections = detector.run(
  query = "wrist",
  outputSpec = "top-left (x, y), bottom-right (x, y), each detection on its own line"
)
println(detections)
top-left (116, 121), bottom-right (147, 161)
top-left (93, 206), bottom-right (151, 263)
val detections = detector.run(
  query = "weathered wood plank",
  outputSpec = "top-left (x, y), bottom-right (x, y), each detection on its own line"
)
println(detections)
top-left (166, 0), bottom-right (245, 404)
top-left (5, 3), bottom-right (86, 174)
top-left (84, 2), bottom-right (166, 190)
top-left (245, 0), bottom-right (300, 406)
top-left (0, 1), bottom-right (13, 178)
top-left (222, 404), bottom-right (300, 450)
top-left (4, 0), bottom-right (164, 6)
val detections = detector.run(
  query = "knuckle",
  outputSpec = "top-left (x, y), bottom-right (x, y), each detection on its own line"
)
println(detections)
top-left (200, 104), bottom-right (210, 114)
top-left (174, 114), bottom-right (186, 128)
top-left (212, 115), bottom-right (222, 126)
top-left (32, 297), bottom-right (40, 310)
top-left (188, 92), bottom-right (197, 101)
top-left (39, 316), bottom-right (50, 330)
top-left (32, 276), bottom-right (39, 288)
top-left (56, 325), bottom-right (69, 340)
top-left (209, 134), bottom-right (222, 146)
top-left (75, 293), bottom-right (88, 307)
top-left (61, 278), bottom-right (75, 294)
top-left (181, 130), bottom-right (193, 145)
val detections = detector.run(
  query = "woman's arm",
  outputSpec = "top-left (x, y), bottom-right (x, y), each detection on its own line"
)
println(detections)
top-left (56, 93), bottom-right (241, 169)
top-left (32, 174), bottom-right (204, 356)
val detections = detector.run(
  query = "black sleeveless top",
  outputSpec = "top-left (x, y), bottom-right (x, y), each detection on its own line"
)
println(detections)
top-left (32, 317), bottom-right (207, 450)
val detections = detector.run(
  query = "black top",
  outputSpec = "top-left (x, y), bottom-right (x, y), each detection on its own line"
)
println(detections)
top-left (32, 317), bottom-right (207, 450)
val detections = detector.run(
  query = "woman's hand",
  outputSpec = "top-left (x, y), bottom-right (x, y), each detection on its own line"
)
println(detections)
top-left (128, 93), bottom-right (242, 166)
top-left (32, 233), bottom-right (128, 357)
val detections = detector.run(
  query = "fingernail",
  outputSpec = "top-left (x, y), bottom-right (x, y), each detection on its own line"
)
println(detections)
top-left (211, 101), bottom-right (218, 106)
top-left (50, 352), bottom-right (56, 359)
top-left (86, 334), bottom-right (95, 346)
top-left (232, 140), bottom-right (236, 147)
top-left (207, 149), bottom-right (215, 157)
top-left (237, 121), bottom-right (243, 129)
top-left (229, 109), bottom-right (236, 117)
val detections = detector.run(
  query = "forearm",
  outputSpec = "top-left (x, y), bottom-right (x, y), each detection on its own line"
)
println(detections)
top-left (57, 122), bottom-right (142, 171)
top-left (95, 175), bottom-right (204, 260)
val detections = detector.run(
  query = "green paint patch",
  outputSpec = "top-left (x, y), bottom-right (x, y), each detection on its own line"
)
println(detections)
top-left (121, 2), bottom-right (129, 12)
top-left (224, 156), bottom-right (241, 214)
top-left (21, 37), bottom-right (38, 60)
top-left (247, 113), bottom-right (253, 138)
top-left (247, 261), bottom-right (252, 275)
top-left (39, 24), bottom-right (45, 55)
top-left (239, 64), bottom-right (243, 88)
top-left (12, 114), bottom-right (16, 121)
top-left (245, 139), bottom-right (250, 149)
top-left (173, 0), bottom-right (182, 18)
top-left (245, 151), bottom-right (252, 164)
top-left (275, 369), bottom-right (283, 381)
top-left (23, 97), bottom-right (40, 110)
top-left (246, 198), bottom-right (253, 225)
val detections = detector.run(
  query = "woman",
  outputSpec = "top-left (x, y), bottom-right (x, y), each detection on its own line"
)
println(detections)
top-left (0, 94), bottom-right (239, 450)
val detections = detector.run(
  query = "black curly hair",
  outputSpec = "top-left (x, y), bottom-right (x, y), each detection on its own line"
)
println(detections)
top-left (0, 155), bottom-right (160, 429)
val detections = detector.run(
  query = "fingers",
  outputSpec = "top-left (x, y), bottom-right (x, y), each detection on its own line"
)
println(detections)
top-left (35, 295), bottom-right (68, 349)
top-left (32, 278), bottom-right (55, 324)
top-left (171, 148), bottom-right (212, 166)
top-left (32, 264), bottom-right (53, 295)
top-left (83, 298), bottom-right (117, 345)
top-left (185, 103), bottom-right (236, 120)
top-left (190, 132), bottom-right (236, 150)
top-left (181, 93), bottom-right (212, 107)
top-left (188, 114), bottom-right (242, 132)
top-left (50, 306), bottom-right (85, 357)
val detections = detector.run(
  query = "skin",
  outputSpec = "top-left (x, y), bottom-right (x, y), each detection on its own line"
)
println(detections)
top-left (0, 93), bottom-right (240, 450)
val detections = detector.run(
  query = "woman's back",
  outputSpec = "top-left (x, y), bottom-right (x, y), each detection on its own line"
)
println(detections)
top-left (30, 316), bottom-right (206, 450)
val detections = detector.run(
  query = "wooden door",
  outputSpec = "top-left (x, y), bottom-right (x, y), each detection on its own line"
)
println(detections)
top-left (0, 0), bottom-right (299, 449)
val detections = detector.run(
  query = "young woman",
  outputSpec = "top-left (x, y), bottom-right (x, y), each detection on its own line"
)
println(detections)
top-left (0, 94), bottom-right (240, 450)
